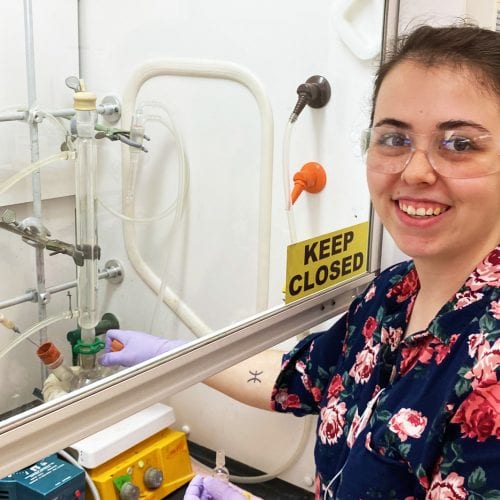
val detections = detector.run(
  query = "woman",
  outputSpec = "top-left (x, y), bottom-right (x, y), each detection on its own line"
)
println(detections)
top-left (101, 23), bottom-right (500, 499)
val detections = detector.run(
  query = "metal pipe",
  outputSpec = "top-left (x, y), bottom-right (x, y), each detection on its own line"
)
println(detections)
top-left (23, 0), bottom-right (49, 381)
top-left (0, 104), bottom-right (119, 124)
top-left (0, 111), bottom-right (28, 123)
top-left (0, 261), bottom-right (123, 311)
top-left (368, 0), bottom-right (400, 274)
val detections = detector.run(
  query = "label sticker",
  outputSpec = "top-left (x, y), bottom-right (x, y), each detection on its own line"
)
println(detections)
top-left (285, 222), bottom-right (369, 303)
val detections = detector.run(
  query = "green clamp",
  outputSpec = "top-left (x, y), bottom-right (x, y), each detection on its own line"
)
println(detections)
top-left (67, 312), bottom-right (119, 362)
top-left (73, 338), bottom-right (105, 356)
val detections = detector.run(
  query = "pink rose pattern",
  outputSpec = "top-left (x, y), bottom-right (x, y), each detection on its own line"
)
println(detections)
top-left (349, 339), bottom-right (380, 384)
top-left (381, 326), bottom-right (404, 351)
top-left (450, 384), bottom-right (500, 442)
top-left (490, 300), bottom-right (500, 319)
top-left (389, 408), bottom-right (427, 441)
top-left (319, 399), bottom-right (347, 445)
top-left (465, 250), bottom-right (500, 292)
top-left (426, 471), bottom-right (467, 500)
top-left (455, 290), bottom-right (484, 309)
top-left (399, 334), bottom-right (459, 376)
top-left (386, 267), bottom-right (419, 302)
top-left (464, 336), bottom-right (500, 390)
top-left (271, 246), bottom-right (499, 499)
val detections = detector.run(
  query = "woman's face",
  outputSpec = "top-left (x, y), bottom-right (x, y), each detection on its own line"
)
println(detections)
top-left (367, 60), bottom-right (500, 267)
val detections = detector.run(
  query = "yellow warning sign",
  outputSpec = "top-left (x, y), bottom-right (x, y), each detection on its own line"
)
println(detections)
top-left (285, 221), bottom-right (369, 304)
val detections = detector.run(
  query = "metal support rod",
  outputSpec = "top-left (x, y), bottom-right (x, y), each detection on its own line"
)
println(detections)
top-left (0, 261), bottom-right (123, 311)
top-left (23, 0), bottom-right (48, 368)
top-left (368, 0), bottom-right (400, 274)
top-left (0, 104), bottom-right (120, 123)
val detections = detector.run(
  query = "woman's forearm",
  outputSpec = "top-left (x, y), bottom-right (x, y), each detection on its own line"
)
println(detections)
top-left (204, 349), bottom-right (283, 411)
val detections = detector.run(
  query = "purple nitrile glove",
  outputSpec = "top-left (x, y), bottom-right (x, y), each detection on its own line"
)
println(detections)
top-left (184, 474), bottom-right (247, 500)
top-left (99, 329), bottom-right (187, 367)
top-left (184, 475), bottom-right (206, 500)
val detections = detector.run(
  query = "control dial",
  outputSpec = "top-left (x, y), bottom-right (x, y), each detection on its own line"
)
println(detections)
top-left (144, 467), bottom-right (164, 489)
top-left (119, 481), bottom-right (140, 500)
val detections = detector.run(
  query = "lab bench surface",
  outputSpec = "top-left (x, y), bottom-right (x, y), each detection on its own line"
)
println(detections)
top-left (165, 441), bottom-right (314, 500)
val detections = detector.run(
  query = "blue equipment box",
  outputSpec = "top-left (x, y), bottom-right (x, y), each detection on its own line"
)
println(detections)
top-left (0, 454), bottom-right (85, 499)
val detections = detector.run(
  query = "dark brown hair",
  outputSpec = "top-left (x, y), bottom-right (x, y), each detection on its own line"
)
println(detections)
top-left (371, 23), bottom-right (500, 123)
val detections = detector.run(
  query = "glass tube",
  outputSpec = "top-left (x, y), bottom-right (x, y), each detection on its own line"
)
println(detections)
top-left (75, 107), bottom-right (99, 345)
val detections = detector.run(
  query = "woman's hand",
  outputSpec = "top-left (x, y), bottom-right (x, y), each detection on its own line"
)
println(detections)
top-left (99, 329), bottom-right (187, 367)
top-left (184, 474), bottom-right (248, 500)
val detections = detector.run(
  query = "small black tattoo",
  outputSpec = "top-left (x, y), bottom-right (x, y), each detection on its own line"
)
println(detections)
top-left (247, 370), bottom-right (263, 383)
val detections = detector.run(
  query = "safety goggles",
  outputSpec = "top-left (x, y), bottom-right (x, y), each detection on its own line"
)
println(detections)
top-left (362, 125), bottom-right (500, 179)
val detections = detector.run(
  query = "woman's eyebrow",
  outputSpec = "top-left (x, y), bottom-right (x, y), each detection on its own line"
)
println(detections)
top-left (373, 118), bottom-right (491, 134)
top-left (438, 120), bottom-right (490, 133)
top-left (373, 118), bottom-right (410, 129)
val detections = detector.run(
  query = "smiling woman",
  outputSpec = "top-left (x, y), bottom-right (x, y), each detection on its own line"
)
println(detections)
top-left (261, 24), bottom-right (499, 499)
top-left (366, 27), bottom-right (500, 340)
top-left (368, 61), bottom-right (500, 270)
top-left (98, 23), bottom-right (500, 500)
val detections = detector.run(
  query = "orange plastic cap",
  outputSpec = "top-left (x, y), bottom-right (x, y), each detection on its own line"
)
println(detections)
top-left (37, 342), bottom-right (61, 366)
top-left (291, 162), bottom-right (327, 205)
top-left (111, 339), bottom-right (124, 351)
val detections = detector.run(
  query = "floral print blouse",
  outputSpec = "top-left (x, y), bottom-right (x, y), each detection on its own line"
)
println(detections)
top-left (271, 246), bottom-right (499, 499)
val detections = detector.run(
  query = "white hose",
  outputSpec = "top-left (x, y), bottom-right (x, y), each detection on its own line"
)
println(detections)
top-left (230, 118), bottom-right (312, 485)
top-left (120, 100), bottom-right (210, 335)
top-left (0, 309), bottom-right (79, 360)
top-left (131, 102), bottom-right (190, 335)
top-left (58, 449), bottom-right (101, 500)
top-left (35, 108), bottom-right (75, 151)
top-left (283, 119), bottom-right (311, 347)
top-left (123, 185), bottom-right (211, 336)
top-left (121, 58), bottom-right (274, 318)
top-left (282, 120), bottom-right (298, 244)
top-left (229, 415), bottom-right (315, 484)
top-left (0, 151), bottom-right (73, 195)
top-left (98, 107), bottom-right (189, 224)
top-left (187, 415), bottom-right (314, 484)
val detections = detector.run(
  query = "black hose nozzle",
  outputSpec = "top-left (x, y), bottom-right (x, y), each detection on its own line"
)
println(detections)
top-left (289, 75), bottom-right (332, 123)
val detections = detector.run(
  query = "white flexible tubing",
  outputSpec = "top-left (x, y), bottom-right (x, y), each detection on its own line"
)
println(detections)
top-left (231, 120), bottom-right (314, 484)
top-left (109, 98), bottom-right (191, 334)
top-left (122, 101), bottom-right (206, 335)
top-left (228, 415), bottom-right (315, 484)
top-left (137, 105), bottom-right (190, 334)
top-left (283, 119), bottom-right (312, 341)
top-left (58, 449), bottom-right (101, 500)
top-left (282, 120), bottom-right (298, 244)
top-left (123, 172), bottom-right (210, 335)
top-left (121, 58), bottom-right (274, 315)
top-left (97, 114), bottom-right (188, 223)
top-left (0, 151), bottom-right (73, 195)
top-left (35, 108), bottom-right (75, 150)
top-left (0, 309), bottom-right (79, 360)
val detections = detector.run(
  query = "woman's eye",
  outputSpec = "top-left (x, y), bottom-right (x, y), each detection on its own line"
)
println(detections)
top-left (380, 133), bottom-right (409, 147)
top-left (442, 136), bottom-right (474, 152)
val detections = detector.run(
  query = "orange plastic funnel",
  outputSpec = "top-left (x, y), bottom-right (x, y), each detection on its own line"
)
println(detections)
top-left (291, 162), bottom-right (327, 205)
